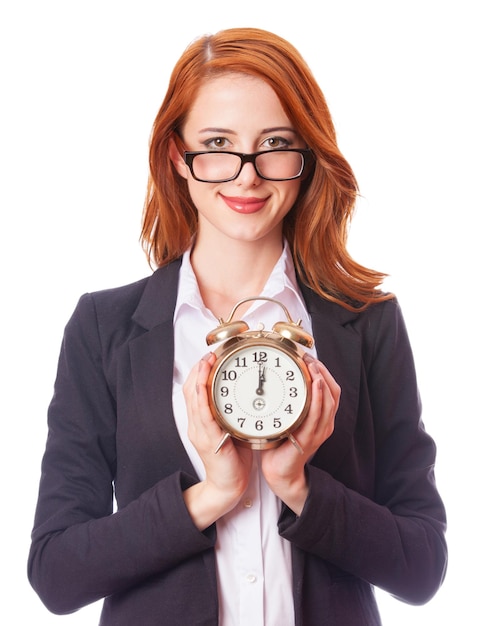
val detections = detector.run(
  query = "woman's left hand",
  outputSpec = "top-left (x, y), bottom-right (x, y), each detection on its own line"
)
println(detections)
top-left (261, 354), bottom-right (340, 515)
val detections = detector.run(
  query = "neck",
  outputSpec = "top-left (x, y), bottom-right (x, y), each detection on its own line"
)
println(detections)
top-left (190, 237), bottom-right (284, 319)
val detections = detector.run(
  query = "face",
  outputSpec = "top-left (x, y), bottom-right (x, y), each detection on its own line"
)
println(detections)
top-left (170, 73), bottom-right (306, 247)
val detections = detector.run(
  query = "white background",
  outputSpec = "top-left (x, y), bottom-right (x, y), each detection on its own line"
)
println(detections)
top-left (1, 1), bottom-right (483, 623)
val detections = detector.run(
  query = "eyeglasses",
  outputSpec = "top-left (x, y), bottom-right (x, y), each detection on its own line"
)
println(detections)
top-left (183, 149), bottom-right (313, 183)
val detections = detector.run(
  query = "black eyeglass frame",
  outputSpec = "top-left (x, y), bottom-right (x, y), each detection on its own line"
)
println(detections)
top-left (183, 148), bottom-right (314, 183)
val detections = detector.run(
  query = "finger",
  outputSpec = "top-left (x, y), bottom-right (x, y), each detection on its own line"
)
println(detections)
top-left (184, 354), bottom-right (220, 442)
top-left (183, 353), bottom-right (214, 405)
top-left (318, 362), bottom-right (341, 405)
top-left (308, 359), bottom-right (341, 407)
top-left (195, 353), bottom-right (219, 426)
top-left (293, 360), bottom-right (339, 448)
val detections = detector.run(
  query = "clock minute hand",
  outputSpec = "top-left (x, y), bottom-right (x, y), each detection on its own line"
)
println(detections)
top-left (256, 362), bottom-right (266, 396)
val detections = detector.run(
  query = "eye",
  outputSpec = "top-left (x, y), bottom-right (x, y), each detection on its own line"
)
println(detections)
top-left (262, 136), bottom-right (292, 150)
top-left (203, 137), bottom-right (231, 150)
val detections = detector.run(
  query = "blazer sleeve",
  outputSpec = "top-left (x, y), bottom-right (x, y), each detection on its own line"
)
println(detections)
top-left (27, 293), bottom-right (215, 615)
top-left (278, 299), bottom-right (447, 604)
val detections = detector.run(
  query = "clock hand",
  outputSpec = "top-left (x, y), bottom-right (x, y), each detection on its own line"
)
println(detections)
top-left (256, 362), bottom-right (266, 395)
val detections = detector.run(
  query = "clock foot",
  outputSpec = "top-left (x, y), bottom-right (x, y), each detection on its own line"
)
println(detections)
top-left (214, 432), bottom-right (232, 454)
top-left (288, 433), bottom-right (304, 455)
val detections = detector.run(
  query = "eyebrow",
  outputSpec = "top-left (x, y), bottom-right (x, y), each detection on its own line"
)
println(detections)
top-left (262, 126), bottom-right (298, 134)
top-left (198, 126), bottom-right (298, 135)
top-left (198, 127), bottom-right (236, 135)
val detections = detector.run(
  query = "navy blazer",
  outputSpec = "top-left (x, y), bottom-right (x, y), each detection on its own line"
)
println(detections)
top-left (28, 260), bottom-right (447, 625)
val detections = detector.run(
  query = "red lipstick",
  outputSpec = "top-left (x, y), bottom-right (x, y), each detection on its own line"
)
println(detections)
top-left (220, 194), bottom-right (269, 214)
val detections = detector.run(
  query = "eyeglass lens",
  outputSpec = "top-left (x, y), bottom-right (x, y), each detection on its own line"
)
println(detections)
top-left (191, 151), bottom-right (304, 182)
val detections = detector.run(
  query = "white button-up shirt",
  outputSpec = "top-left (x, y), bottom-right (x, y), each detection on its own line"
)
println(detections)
top-left (172, 241), bottom-right (315, 626)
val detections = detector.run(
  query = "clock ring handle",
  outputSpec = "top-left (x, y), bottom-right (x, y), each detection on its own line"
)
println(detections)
top-left (208, 296), bottom-right (314, 349)
top-left (229, 297), bottom-right (314, 348)
top-left (225, 296), bottom-right (297, 325)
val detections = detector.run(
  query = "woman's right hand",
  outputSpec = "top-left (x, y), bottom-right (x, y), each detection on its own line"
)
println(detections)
top-left (182, 353), bottom-right (253, 530)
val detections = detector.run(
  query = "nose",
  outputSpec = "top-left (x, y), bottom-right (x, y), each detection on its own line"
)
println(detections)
top-left (235, 161), bottom-right (261, 187)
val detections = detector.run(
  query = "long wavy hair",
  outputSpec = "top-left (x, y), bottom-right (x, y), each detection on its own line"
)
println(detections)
top-left (141, 27), bottom-right (392, 310)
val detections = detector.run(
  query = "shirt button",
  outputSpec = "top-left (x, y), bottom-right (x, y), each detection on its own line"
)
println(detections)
top-left (243, 498), bottom-right (253, 508)
top-left (246, 574), bottom-right (257, 583)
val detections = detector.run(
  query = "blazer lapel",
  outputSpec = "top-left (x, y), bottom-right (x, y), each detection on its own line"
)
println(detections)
top-left (129, 260), bottom-right (197, 478)
top-left (300, 284), bottom-right (362, 475)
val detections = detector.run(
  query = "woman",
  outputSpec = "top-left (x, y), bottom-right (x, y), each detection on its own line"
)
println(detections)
top-left (28, 28), bottom-right (447, 625)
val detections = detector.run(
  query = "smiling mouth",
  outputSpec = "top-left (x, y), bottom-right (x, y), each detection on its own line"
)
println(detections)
top-left (221, 194), bottom-right (269, 213)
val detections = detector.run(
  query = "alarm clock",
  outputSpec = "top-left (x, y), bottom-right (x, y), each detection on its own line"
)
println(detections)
top-left (206, 297), bottom-right (314, 452)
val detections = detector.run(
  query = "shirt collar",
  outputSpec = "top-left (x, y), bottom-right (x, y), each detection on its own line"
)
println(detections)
top-left (259, 239), bottom-right (301, 301)
top-left (174, 250), bottom-right (207, 319)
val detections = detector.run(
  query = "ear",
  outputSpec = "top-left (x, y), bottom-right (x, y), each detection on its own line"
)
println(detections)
top-left (169, 137), bottom-right (189, 179)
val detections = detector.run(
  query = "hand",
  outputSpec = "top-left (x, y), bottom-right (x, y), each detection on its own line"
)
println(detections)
top-left (256, 361), bottom-right (266, 396)
top-left (261, 354), bottom-right (340, 515)
top-left (182, 353), bottom-right (253, 530)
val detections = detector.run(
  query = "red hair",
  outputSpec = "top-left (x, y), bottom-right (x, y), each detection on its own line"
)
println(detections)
top-left (141, 27), bottom-right (392, 310)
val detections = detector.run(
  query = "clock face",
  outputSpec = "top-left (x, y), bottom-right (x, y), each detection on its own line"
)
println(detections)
top-left (208, 338), bottom-right (311, 445)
